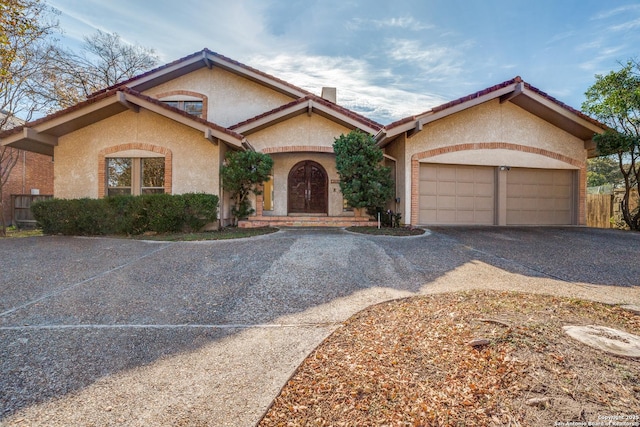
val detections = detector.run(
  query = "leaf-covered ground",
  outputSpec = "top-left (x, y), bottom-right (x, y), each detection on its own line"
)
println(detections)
top-left (259, 291), bottom-right (640, 426)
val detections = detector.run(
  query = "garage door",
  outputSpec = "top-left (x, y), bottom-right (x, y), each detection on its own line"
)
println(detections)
top-left (506, 168), bottom-right (574, 225)
top-left (419, 164), bottom-right (495, 224)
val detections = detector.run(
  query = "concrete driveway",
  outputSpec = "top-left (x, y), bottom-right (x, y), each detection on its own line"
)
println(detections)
top-left (1, 227), bottom-right (639, 426)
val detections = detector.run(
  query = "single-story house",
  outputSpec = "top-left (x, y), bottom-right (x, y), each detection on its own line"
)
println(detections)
top-left (0, 49), bottom-right (606, 227)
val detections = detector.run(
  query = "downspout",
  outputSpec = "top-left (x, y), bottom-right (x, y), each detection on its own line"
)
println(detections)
top-left (219, 141), bottom-right (225, 228)
top-left (21, 150), bottom-right (26, 193)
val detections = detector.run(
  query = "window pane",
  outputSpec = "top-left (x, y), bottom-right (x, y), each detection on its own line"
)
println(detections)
top-left (141, 157), bottom-right (165, 191)
top-left (163, 101), bottom-right (179, 109)
top-left (183, 101), bottom-right (203, 117)
top-left (107, 157), bottom-right (132, 189)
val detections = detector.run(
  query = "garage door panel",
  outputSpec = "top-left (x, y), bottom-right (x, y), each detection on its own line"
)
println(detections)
top-left (506, 168), bottom-right (574, 225)
top-left (456, 168), bottom-right (475, 182)
top-left (457, 196), bottom-right (476, 210)
top-left (475, 197), bottom-right (494, 210)
top-left (419, 195), bottom-right (437, 209)
top-left (457, 183), bottom-right (475, 196)
top-left (419, 182), bottom-right (437, 196)
top-left (439, 195), bottom-right (456, 209)
top-left (418, 164), bottom-right (495, 225)
top-left (475, 183), bottom-right (494, 196)
top-left (438, 182), bottom-right (456, 194)
top-left (474, 210), bottom-right (495, 224)
top-left (419, 166), bottom-right (437, 181)
top-left (437, 167), bottom-right (457, 180)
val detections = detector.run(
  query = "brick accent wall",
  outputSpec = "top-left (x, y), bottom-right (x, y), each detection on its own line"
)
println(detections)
top-left (98, 144), bottom-right (173, 198)
top-left (261, 146), bottom-right (334, 154)
top-left (2, 149), bottom-right (54, 225)
top-left (409, 142), bottom-right (586, 225)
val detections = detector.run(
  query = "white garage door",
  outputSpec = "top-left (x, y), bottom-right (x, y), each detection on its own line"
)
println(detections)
top-left (419, 164), bottom-right (495, 225)
top-left (506, 168), bottom-right (574, 225)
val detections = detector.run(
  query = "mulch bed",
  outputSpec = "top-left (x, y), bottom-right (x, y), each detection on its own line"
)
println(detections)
top-left (259, 291), bottom-right (640, 426)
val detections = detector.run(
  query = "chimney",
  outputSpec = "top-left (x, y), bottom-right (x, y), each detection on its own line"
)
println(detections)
top-left (321, 87), bottom-right (337, 104)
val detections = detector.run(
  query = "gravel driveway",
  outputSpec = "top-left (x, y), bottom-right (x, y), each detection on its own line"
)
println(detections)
top-left (1, 227), bottom-right (639, 426)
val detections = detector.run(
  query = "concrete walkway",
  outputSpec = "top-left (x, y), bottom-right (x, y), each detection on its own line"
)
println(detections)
top-left (1, 227), bottom-right (639, 426)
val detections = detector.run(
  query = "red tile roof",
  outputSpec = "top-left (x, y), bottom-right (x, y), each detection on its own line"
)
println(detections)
top-left (384, 76), bottom-right (606, 131)
top-left (0, 87), bottom-right (243, 141)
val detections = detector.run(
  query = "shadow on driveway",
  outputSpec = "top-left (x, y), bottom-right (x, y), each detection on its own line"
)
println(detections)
top-left (1, 227), bottom-right (638, 423)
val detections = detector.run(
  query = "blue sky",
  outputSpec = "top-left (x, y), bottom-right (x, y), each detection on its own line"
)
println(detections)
top-left (47, 0), bottom-right (640, 124)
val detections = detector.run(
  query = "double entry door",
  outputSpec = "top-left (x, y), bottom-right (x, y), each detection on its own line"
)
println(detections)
top-left (288, 160), bottom-right (328, 214)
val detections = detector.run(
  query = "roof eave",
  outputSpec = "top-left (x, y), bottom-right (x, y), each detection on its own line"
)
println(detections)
top-left (1, 90), bottom-right (244, 154)
top-left (232, 98), bottom-right (380, 136)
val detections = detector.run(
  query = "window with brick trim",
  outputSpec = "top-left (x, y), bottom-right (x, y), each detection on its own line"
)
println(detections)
top-left (107, 157), bottom-right (165, 196)
top-left (162, 100), bottom-right (203, 118)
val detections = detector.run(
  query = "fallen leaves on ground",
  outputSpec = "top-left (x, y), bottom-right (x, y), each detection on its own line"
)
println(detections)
top-left (259, 290), bottom-right (640, 426)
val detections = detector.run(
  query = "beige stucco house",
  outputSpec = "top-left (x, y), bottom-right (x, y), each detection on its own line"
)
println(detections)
top-left (0, 49), bottom-right (605, 227)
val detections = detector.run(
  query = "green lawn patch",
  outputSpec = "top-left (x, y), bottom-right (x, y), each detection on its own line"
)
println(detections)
top-left (1, 227), bottom-right (44, 238)
top-left (129, 226), bottom-right (278, 241)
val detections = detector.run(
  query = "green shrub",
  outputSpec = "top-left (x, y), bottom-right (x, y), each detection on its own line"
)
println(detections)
top-left (181, 193), bottom-right (219, 231)
top-left (105, 195), bottom-right (148, 235)
top-left (143, 194), bottom-right (185, 233)
top-left (31, 193), bottom-right (219, 236)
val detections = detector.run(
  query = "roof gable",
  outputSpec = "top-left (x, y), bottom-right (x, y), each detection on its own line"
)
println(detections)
top-left (0, 88), bottom-right (244, 156)
top-left (91, 49), bottom-right (313, 100)
top-left (229, 95), bottom-right (382, 136)
top-left (379, 77), bottom-right (606, 147)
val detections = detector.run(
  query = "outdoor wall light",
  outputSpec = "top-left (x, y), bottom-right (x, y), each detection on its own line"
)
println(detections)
top-left (499, 165), bottom-right (511, 171)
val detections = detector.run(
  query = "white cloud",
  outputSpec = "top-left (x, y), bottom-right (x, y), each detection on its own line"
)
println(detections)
top-left (592, 4), bottom-right (640, 20)
top-left (384, 38), bottom-right (469, 82)
top-left (248, 53), bottom-right (446, 122)
top-left (610, 17), bottom-right (640, 31)
top-left (346, 16), bottom-right (432, 31)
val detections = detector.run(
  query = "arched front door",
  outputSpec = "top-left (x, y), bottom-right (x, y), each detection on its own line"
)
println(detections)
top-left (288, 160), bottom-right (328, 214)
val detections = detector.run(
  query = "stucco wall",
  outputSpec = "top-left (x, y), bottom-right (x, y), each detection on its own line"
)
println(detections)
top-left (402, 99), bottom-right (588, 224)
top-left (406, 100), bottom-right (586, 163)
top-left (144, 67), bottom-right (295, 127)
top-left (244, 114), bottom-right (353, 217)
top-left (54, 109), bottom-right (219, 198)
top-left (248, 113), bottom-right (349, 152)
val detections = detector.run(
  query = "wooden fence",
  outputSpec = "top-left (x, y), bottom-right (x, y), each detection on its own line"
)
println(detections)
top-left (11, 194), bottom-right (53, 228)
top-left (586, 194), bottom-right (613, 228)
top-left (587, 189), bottom-right (639, 229)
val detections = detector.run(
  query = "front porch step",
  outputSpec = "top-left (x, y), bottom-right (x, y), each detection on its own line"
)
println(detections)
top-left (238, 215), bottom-right (373, 228)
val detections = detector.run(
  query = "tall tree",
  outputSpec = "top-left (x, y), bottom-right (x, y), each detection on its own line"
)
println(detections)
top-left (582, 60), bottom-right (640, 230)
top-left (0, 0), bottom-right (58, 236)
top-left (586, 156), bottom-right (625, 188)
top-left (333, 130), bottom-right (394, 215)
top-left (40, 30), bottom-right (159, 109)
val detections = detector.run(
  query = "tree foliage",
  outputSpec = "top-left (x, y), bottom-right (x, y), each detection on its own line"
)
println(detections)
top-left (221, 150), bottom-right (273, 225)
top-left (586, 156), bottom-right (625, 188)
top-left (0, 0), bottom-right (58, 236)
top-left (582, 59), bottom-right (640, 230)
top-left (38, 30), bottom-right (159, 109)
top-left (333, 130), bottom-right (394, 214)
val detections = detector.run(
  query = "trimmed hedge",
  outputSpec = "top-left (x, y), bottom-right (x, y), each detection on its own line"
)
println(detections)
top-left (31, 193), bottom-right (219, 235)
